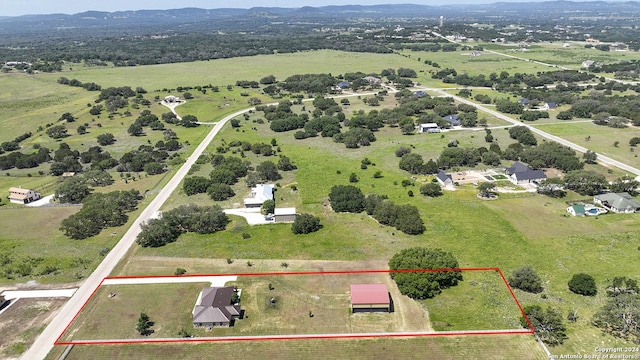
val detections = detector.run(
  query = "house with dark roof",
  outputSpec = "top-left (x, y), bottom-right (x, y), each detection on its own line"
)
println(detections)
top-left (8, 187), bottom-right (41, 204)
top-left (336, 81), bottom-right (350, 90)
top-left (350, 284), bottom-right (390, 313)
top-left (192, 286), bottom-right (241, 328)
top-left (442, 115), bottom-right (460, 126)
top-left (594, 193), bottom-right (640, 214)
top-left (436, 171), bottom-right (453, 186)
top-left (505, 162), bottom-right (546, 185)
top-left (244, 184), bottom-right (275, 208)
top-left (518, 98), bottom-right (530, 105)
top-left (414, 90), bottom-right (427, 98)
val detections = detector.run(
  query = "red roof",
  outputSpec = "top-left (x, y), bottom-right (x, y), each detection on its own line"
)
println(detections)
top-left (350, 284), bottom-right (389, 305)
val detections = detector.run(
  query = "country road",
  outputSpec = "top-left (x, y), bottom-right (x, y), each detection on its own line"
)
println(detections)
top-left (22, 106), bottom-right (256, 360)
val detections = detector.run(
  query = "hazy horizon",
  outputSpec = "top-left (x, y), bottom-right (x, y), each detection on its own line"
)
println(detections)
top-left (0, 0), bottom-right (576, 17)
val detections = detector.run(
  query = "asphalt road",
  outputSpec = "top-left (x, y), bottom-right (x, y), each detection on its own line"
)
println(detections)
top-left (22, 106), bottom-right (254, 360)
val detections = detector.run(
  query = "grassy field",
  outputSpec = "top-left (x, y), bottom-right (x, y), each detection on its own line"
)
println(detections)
top-left (59, 334), bottom-right (548, 360)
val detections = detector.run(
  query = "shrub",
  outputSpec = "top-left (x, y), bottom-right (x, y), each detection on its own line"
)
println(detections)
top-left (508, 266), bottom-right (544, 293)
top-left (568, 273), bottom-right (597, 296)
top-left (291, 213), bottom-right (322, 234)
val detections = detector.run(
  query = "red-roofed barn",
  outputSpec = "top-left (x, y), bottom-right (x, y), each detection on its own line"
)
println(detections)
top-left (350, 284), bottom-right (390, 313)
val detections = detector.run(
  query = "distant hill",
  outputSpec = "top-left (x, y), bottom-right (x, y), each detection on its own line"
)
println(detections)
top-left (1, 2), bottom-right (639, 35)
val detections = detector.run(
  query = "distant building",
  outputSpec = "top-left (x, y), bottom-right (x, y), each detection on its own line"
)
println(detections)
top-left (582, 60), bottom-right (597, 68)
top-left (418, 123), bottom-right (439, 133)
top-left (244, 184), bottom-right (275, 208)
top-left (567, 204), bottom-right (586, 217)
top-left (362, 76), bottom-right (382, 85)
top-left (436, 171), bottom-right (453, 186)
top-left (505, 162), bottom-right (546, 185)
top-left (442, 115), bottom-right (460, 127)
top-left (8, 187), bottom-right (41, 204)
top-left (192, 287), bottom-right (241, 328)
top-left (164, 95), bottom-right (180, 103)
top-left (594, 193), bottom-right (640, 214)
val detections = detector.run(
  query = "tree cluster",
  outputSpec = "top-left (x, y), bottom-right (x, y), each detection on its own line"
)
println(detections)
top-left (136, 205), bottom-right (229, 247)
top-left (388, 247), bottom-right (462, 299)
top-left (291, 213), bottom-right (322, 234)
top-left (60, 190), bottom-right (142, 239)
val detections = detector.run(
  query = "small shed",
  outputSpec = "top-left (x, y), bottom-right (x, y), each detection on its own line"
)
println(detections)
top-left (567, 204), bottom-right (586, 217)
top-left (350, 284), bottom-right (390, 313)
top-left (274, 207), bottom-right (297, 223)
top-left (418, 123), bottom-right (439, 133)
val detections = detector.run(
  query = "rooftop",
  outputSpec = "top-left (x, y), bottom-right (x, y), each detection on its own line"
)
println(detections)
top-left (350, 284), bottom-right (389, 305)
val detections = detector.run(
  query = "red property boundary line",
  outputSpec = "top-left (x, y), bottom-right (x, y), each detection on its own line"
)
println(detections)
top-left (55, 268), bottom-right (535, 346)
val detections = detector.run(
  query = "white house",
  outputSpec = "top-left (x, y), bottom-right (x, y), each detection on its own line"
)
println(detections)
top-left (594, 193), bottom-right (640, 214)
top-left (505, 162), bottom-right (546, 185)
top-left (244, 184), bottom-right (275, 208)
top-left (8, 187), bottom-right (41, 204)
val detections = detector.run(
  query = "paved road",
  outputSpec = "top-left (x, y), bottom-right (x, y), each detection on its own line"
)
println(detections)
top-left (427, 88), bottom-right (640, 179)
top-left (23, 106), bottom-right (255, 360)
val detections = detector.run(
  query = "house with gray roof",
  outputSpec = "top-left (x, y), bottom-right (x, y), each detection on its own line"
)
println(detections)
top-left (436, 171), bottom-right (453, 186)
top-left (192, 286), bottom-right (241, 328)
top-left (594, 193), bottom-right (640, 214)
top-left (505, 162), bottom-right (546, 185)
top-left (442, 115), bottom-right (460, 126)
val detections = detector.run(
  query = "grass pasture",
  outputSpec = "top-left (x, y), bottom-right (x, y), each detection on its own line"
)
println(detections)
top-left (425, 270), bottom-right (524, 332)
top-left (59, 334), bottom-right (548, 360)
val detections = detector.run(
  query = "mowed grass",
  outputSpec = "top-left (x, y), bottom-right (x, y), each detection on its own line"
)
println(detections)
top-left (60, 334), bottom-right (548, 360)
top-left (425, 270), bottom-right (524, 331)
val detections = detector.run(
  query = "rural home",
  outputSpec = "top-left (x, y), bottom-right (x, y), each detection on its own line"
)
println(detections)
top-left (274, 207), bottom-right (297, 223)
top-left (505, 162), bottom-right (546, 185)
top-left (362, 76), bottom-right (382, 85)
top-left (436, 171), bottom-right (453, 186)
top-left (244, 184), bottom-right (275, 208)
top-left (8, 187), bottom-right (41, 204)
top-left (164, 95), bottom-right (180, 103)
top-left (192, 286), bottom-right (241, 328)
top-left (593, 193), bottom-right (640, 214)
top-left (418, 123), bottom-right (440, 133)
top-left (442, 115), bottom-right (461, 127)
top-left (350, 284), bottom-right (391, 313)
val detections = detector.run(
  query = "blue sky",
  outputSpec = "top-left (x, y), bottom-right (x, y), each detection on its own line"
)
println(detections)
top-left (2, 0), bottom-right (547, 17)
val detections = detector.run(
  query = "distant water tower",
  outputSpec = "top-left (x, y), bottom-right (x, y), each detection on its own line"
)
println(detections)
top-left (439, 16), bottom-right (444, 27)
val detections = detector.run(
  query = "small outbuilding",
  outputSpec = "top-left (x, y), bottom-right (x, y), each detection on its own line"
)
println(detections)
top-left (567, 204), bottom-right (586, 217)
top-left (8, 187), bottom-right (41, 204)
top-left (418, 123), bottom-right (439, 133)
top-left (274, 207), bottom-right (297, 223)
top-left (350, 284), bottom-right (390, 313)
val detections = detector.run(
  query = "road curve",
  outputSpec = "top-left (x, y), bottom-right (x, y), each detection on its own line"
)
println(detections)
top-left (23, 107), bottom-right (255, 360)
top-left (427, 88), bottom-right (640, 179)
